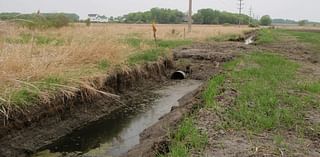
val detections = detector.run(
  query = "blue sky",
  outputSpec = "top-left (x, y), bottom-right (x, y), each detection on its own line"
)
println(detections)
top-left (0, 0), bottom-right (319, 22)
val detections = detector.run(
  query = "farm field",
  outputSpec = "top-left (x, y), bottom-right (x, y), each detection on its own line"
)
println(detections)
top-left (0, 23), bottom-right (252, 107)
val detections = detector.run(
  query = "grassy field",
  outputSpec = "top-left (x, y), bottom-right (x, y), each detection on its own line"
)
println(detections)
top-left (0, 22), bottom-right (252, 108)
top-left (164, 29), bottom-right (320, 156)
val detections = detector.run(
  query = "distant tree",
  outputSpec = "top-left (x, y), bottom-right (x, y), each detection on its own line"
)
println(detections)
top-left (298, 20), bottom-right (308, 26)
top-left (85, 18), bottom-right (91, 26)
top-left (272, 18), bottom-right (297, 24)
top-left (192, 9), bottom-right (250, 25)
top-left (123, 8), bottom-right (184, 24)
top-left (108, 16), bottom-right (114, 22)
top-left (260, 15), bottom-right (272, 26)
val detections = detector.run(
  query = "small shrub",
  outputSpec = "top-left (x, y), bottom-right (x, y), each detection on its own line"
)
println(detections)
top-left (249, 23), bottom-right (259, 28)
top-left (85, 18), bottom-right (91, 27)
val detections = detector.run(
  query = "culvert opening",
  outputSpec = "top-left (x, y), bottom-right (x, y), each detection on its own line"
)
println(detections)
top-left (171, 71), bottom-right (186, 80)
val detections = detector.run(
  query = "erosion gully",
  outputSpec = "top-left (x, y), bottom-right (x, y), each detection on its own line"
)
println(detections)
top-left (24, 35), bottom-right (253, 157)
top-left (36, 80), bottom-right (202, 157)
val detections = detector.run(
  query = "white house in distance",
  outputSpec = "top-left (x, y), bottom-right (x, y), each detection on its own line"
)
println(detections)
top-left (87, 14), bottom-right (108, 23)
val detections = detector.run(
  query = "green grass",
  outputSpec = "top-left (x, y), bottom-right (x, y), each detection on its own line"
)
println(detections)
top-left (162, 118), bottom-right (207, 157)
top-left (10, 88), bottom-right (39, 106)
top-left (155, 40), bottom-right (192, 48)
top-left (37, 75), bottom-right (67, 90)
top-left (298, 81), bottom-right (320, 94)
top-left (127, 48), bottom-right (167, 65)
top-left (203, 75), bottom-right (225, 109)
top-left (256, 29), bottom-right (279, 44)
top-left (281, 30), bottom-right (320, 50)
top-left (257, 29), bottom-right (320, 50)
top-left (97, 59), bottom-right (110, 71)
top-left (126, 39), bottom-right (192, 65)
top-left (8, 76), bottom-right (67, 106)
top-left (124, 37), bottom-right (143, 48)
top-left (124, 36), bottom-right (192, 49)
top-left (216, 52), bottom-right (312, 132)
top-left (35, 35), bottom-right (64, 46)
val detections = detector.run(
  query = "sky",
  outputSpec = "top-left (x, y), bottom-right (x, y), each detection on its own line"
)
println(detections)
top-left (0, 0), bottom-right (319, 22)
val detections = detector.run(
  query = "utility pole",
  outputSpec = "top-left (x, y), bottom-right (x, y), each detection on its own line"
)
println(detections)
top-left (238, 0), bottom-right (244, 26)
top-left (249, 6), bottom-right (252, 24)
top-left (188, 0), bottom-right (192, 32)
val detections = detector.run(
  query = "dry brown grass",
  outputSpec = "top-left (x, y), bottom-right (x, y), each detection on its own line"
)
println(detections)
top-left (0, 22), bottom-right (252, 100)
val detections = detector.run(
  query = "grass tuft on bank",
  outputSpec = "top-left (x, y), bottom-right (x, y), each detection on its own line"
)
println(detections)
top-left (203, 75), bottom-right (225, 109)
top-left (127, 39), bottom-right (192, 65)
top-left (160, 118), bottom-right (207, 157)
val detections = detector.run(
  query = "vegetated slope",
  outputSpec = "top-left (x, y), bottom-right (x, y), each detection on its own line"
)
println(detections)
top-left (163, 29), bottom-right (320, 157)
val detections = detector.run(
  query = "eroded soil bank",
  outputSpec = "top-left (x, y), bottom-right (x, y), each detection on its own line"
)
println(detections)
top-left (0, 60), bottom-right (172, 157)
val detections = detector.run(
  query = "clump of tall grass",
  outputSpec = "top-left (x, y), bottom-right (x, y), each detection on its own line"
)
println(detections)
top-left (161, 118), bottom-right (207, 157)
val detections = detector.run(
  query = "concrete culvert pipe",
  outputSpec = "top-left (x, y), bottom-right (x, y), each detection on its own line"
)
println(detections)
top-left (171, 70), bottom-right (186, 80)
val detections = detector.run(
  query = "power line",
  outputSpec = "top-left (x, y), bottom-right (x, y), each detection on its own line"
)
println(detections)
top-left (238, 0), bottom-right (244, 26)
top-left (249, 6), bottom-right (252, 24)
top-left (188, 0), bottom-right (192, 32)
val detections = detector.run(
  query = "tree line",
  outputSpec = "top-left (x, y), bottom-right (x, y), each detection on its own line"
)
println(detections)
top-left (120, 8), bottom-right (255, 25)
top-left (1, 8), bottom-right (279, 28)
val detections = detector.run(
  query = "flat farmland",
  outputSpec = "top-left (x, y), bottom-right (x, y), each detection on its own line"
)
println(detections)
top-left (0, 23), bottom-right (252, 103)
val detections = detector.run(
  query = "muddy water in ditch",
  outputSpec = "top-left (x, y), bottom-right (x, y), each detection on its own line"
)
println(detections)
top-left (39, 80), bottom-right (202, 157)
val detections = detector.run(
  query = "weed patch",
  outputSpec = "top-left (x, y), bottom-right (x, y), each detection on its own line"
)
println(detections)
top-left (281, 30), bottom-right (320, 51)
top-left (156, 40), bottom-right (192, 48)
top-left (97, 59), bottom-right (110, 71)
top-left (256, 29), bottom-right (279, 44)
top-left (127, 48), bottom-right (167, 65)
top-left (163, 118), bottom-right (207, 157)
top-left (10, 88), bottom-right (39, 106)
top-left (203, 75), bottom-right (225, 109)
top-left (298, 81), bottom-right (320, 94)
top-left (227, 53), bottom-right (303, 131)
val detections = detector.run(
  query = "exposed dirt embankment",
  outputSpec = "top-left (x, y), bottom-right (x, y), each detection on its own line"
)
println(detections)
top-left (0, 59), bottom-right (173, 157)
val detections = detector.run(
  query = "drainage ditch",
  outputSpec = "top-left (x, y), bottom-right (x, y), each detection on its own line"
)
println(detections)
top-left (36, 80), bottom-right (202, 157)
